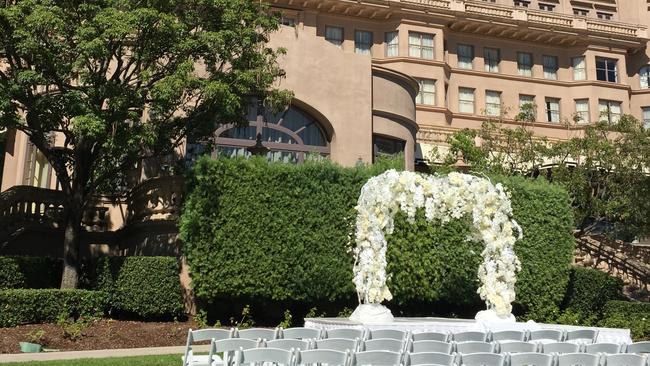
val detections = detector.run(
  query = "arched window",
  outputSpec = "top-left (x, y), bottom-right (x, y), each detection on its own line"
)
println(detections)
top-left (640, 66), bottom-right (650, 89)
top-left (187, 99), bottom-right (330, 164)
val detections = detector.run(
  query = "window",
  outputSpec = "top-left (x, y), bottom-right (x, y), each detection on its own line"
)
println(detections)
top-left (596, 58), bottom-right (617, 82)
top-left (416, 79), bottom-right (436, 105)
top-left (485, 90), bottom-right (502, 117)
top-left (519, 95), bottom-right (535, 110)
top-left (599, 100), bottom-right (621, 123)
top-left (514, 0), bottom-right (530, 7)
top-left (409, 32), bottom-right (434, 59)
top-left (640, 66), bottom-right (650, 89)
top-left (539, 3), bottom-right (555, 11)
top-left (575, 99), bottom-right (590, 124)
top-left (373, 135), bottom-right (405, 161)
top-left (484, 48), bottom-right (500, 73)
top-left (597, 12), bottom-right (613, 20)
top-left (643, 107), bottom-right (650, 130)
top-left (459, 87), bottom-right (475, 114)
top-left (280, 17), bottom-right (296, 27)
top-left (543, 55), bottom-right (558, 80)
top-left (325, 26), bottom-right (343, 48)
top-left (519, 95), bottom-right (536, 121)
top-left (457, 44), bottom-right (474, 69)
top-left (517, 52), bottom-right (533, 76)
top-left (385, 31), bottom-right (399, 57)
top-left (573, 57), bottom-right (586, 81)
top-left (355, 30), bottom-right (373, 55)
top-left (573, 8), bottom-right (589, 16)
top-left (545, 98), bottom-right (560, 123)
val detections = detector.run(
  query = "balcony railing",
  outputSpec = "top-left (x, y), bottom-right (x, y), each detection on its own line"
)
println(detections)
top-left (125, 175), bottom-right (184, 224)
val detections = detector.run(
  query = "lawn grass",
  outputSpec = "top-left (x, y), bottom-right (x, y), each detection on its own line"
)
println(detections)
top-left (2, 354), bottom-right (181, 366)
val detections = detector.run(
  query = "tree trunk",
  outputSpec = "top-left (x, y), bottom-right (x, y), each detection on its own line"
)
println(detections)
top-left (60, 192), bottom-right (84, 289)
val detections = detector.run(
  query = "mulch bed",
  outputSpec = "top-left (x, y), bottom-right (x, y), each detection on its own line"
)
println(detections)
top-left (0, 319), bottom-right (200, 354)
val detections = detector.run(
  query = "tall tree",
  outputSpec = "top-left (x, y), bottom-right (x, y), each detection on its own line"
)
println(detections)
top-left (0, 0), bottom-right (291, 288)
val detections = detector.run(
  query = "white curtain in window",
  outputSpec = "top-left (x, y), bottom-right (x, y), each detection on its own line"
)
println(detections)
top-left (640, 66), bottom-right (650, 89)
top-left (484, 48), bottom-right (499, 72)
top-left (459, 87), bottom-right (475, 113)
top-left (417, 79), bottom-right (436, 105)
top-left (643, 107), bottom-right (650, 130)
top-left (573, 57), bottom-right (586, 80)
top-left (519, 95), bottom-right (535, 108)
top-left (485, 91), bottom-right (501, 116)
top-left (575, 100), bottom-right (590, 124)
top-left (543, 56), bottom-right (558, 80)
top-left (517, 53), bottom-right (532, 76)
top-left (458, 45), bottom-right (473, 69)
top-left (326, 27), bottom-right (343, 47)
top-left (386, 31), bottom-right (398, 57)
top-left (355, 30), bottom-right (372, 55)
top-left (599, 100), bottom-right (621, 123)
top-left (408, 32), bottom-right (420, 57)
top-left (421, 34), bottom-right (434, 59)
top-left (546, 99), bottom-right (560, 122)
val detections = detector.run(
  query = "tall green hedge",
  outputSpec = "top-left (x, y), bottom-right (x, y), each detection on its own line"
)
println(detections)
top-left (94, 257), bottom-right (184, 319)
top-left (180, 158), bottom-right (575, 320)
top-left (559, 267), bottom-right (624, 324)
top-left (0, 256), bottom-right (62, 289)
top-left (600, 300), bottom-right (650, 341)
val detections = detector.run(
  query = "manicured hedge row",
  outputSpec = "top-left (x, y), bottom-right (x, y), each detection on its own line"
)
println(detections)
top-left (560, 267), bottom-right (624, 324)
top-left (180, 158), bottom-right (575, 320)
top-left (0, 289), bottom-right (107, 327)
top-left (600, 300), bottom-right (650, 341)
top-left (94, 257), bottom-right (184, 319)
top-left (0, 256), bottom-right (61, 289)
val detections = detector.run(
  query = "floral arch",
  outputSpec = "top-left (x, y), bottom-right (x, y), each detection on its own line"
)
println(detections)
top-left (352, 170), bottom-right (522, 321)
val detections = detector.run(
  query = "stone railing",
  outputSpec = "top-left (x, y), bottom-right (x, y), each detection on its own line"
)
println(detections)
top-left (401, 0), bottom-right (450, 8)
top-left (526, 10), bottom-right (573, 27)
top-left (125, 175), bottom-right (184, 224)
top-left (586, 20), bottom-right (640, 37)
top-left (464, 2), bottom-right (513, 19)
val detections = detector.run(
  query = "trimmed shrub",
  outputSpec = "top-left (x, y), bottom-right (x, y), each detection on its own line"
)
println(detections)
top-left (600, 300), bottom-right (650, 341)
top-left (0, 289), bottom-right (107, 327)
top-left (180, 158), bottom-right (575, 321)
top-left (0, 256), bottom-right (62, 289)
top-left (94, 256), bottom-right (184, 319)
top-left (560, 267), bottom-right (624, 324)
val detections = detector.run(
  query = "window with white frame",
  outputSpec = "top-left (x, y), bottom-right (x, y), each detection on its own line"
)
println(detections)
top-left (325, 26), bottom-right (343, 48)
top-left (485, 90), bottom-right (502, 117)
top-left (640, 66), bottom-right (650, 89)
top-left (543, 55), bottom-right (558, 80)
top-left (575, 99), bottom-right (590, 124)
top-left (385, 31), bottom-right (399, 57)
top-left (545, 98), bottom-right (560, 122)
top-left (643, 107), bottom-right (650, 130)
top-left (416, 79), bottom-right (436, 105)
top-left (539, 3), bottom-right (555, 11)
top-left (355, 30), bottom-right (373, 55)
top-left (514, 0), bottom-right (530, 7)
top-left (457, 44), bottom-right (474, 69)
top-left (596, 57), bottom-right (617, 82)
top-left (573, 57), bottom-right (586, 81)
top-left (409, 32), bottom-right (434, 59)
top-left (484, 48), bottom-right (500, 73)
top-left (459, 87), bottom-right (475, 114)
top-left (599, 100), bottom-right (621, 123)
top-left (517, 52), bottom-right (533, 76)
top-left (597, 12), bottom-right (613, 20)
top-left (573, 8), bottom-right (589, 16)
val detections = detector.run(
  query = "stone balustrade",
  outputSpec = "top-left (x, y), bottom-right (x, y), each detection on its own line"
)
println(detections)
top-left (125, 175), bottom-right (184, 224)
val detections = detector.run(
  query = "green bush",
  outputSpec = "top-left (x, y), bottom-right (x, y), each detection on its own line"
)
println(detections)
top-left (0, 256), bottom-right (62, 289)
top-left (94, 256), bottom-right (184, 319)
top-left (0, 289), bottom-right (107, 327)
top-left (560, 267), bottom-right (624, 324)
top-left (600, 300), bottom-right (650, 341)
top-left (180, 158), bottom-right (575, 321)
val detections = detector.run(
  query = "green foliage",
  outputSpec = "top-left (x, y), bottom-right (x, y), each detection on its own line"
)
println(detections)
top-left (0, 256), bottom-right (62, 289)
top-left (560, 267), bottom-right (624, 325)
top-left (230, 305), bottom-right (255, 329)
top-left (181, 158), bottom-right (575, 321)
top-left (94, 257), bottom-right (184, 319)
top-left (278, 310), bottom-right (292, 329)
top-left (0, 289), bottom-right (107, 327)
top-left (600, 301), bottom-right (650, 341)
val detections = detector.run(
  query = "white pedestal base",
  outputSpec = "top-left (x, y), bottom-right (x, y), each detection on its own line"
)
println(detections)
top-left (349, 304), bottom-right (394, 324)
top-left (475, 309), bottom-right (517, 324)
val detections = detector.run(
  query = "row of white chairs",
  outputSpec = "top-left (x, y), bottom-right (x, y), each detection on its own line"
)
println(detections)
top-left (202, 347), bottom-right (650, 366)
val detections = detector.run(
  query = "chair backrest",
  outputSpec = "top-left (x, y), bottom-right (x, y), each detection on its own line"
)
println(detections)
top-left (566, 330), bottom-right (599, 344)
top-left (407, 352), bottom-right (457, 366)
top-left (541, 342), bottom-right (581, 354)
top-left (296, 349), bottom-right (350, 366)
top-left (326, 328), bottom-right (366, 340)
top-left (184, 328), bottom-right (234, 366)
top-left (352, 350), bottom-right (403, 366)
top-left (627, 342), bottom-right (650, 354)
top-left (498, 341), bottom-right (537, 354)
top-left (411, 340), bottom-right (453, 354)
top-left (459, 352), bottom-right (505, 366)
top-left (234, 347), bottom-right (295, 366)
top-left (282, 328), bottom-right (322, 340)
top-left (237, 328), bottom-right (279, 341)
top-left (529, 330), bottom-right (564, 343)
top-left (370, 329), bottom-right (410, 341)
top-left (209, 338), bottom-right (260, 366)
top-left (267, 339), bottom-right (312, 351)
top-left (508, 353), bottom-right (553, 366)
top-left (454, 332), bottom-right (488, 342)
top-left (413, 332), bottom-right (449, 342)
top-left (604, 353), bottom-right (648, 366)
top-left (557, 353), bottom-right (600, 366)
top-left (585, 343), bottom-right (622, 354)
top-left (491, 331), bottom-right (526, 342)
top-left (364, 339), bottom-right (407, 353)
top-left (314, 338), bottom-right (360, 352)
top-left (455, 341), bottom-right (496, 354)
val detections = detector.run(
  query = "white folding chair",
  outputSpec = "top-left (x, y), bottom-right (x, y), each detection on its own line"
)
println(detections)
top-left (541, 343), bottom-right (581, 354)
top-left (267, 339), bottom-right (312, 351)
top-left (627, 342), bottom-right (650, 354)
top-left (508, 353), bottom-right (553, 366)
top-left (455, 342), bottom-right (496, 354)
top-left (411, 340), bottom-right (453, 354)
top-left (183, 328), bottom-right (235, 366)
top-left (282, 328), bottom-right (322, 340)
top-left (491, 331), bottom-right (526, 343)
top-left (585, 343), bottom-right (622, 354)
top-left (603, 353), bottom-right (648, 366)
top-left (237, 328), bottom-right (280, 342)
top-left (459, 352), bottom-right (505, 366)
top-left (557, 353), bottom-right (600, 366)
top-left (407, 352), bottom-right (457, 366)
top-left (233, 347), bottom-right (295, 366)
top-left (453, 332), bottom-right (488, 342)
top-left (566, 330), bottom-right (599, 345)
top-left (352, 350), bottom-right (403, 366)
top-left (296, 349), bottom-right (351, 366)
top-left (364, 339), bottom-right (408, 353)
top-left (314, 338), bottom-right (361, 352)
top-left (529, 330), bottom-right (563, 344)
top-left (369, 329), bottom-right (410, 341)
top-left (497, 342), bottom-right (537, 354)
top-left (208, 338), bottom-right (260, 366)
top-left (326, 328), bottom-right (366, 341)
top-left (412, 332), bottom-right (450, 343)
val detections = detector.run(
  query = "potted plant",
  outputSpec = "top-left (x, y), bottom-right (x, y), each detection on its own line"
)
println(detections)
top-left (19, 330), bottom-right (46, 353)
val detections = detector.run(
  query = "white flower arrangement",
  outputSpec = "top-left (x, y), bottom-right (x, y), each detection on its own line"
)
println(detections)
top-left (352, 170), bottom-right (522, 317)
